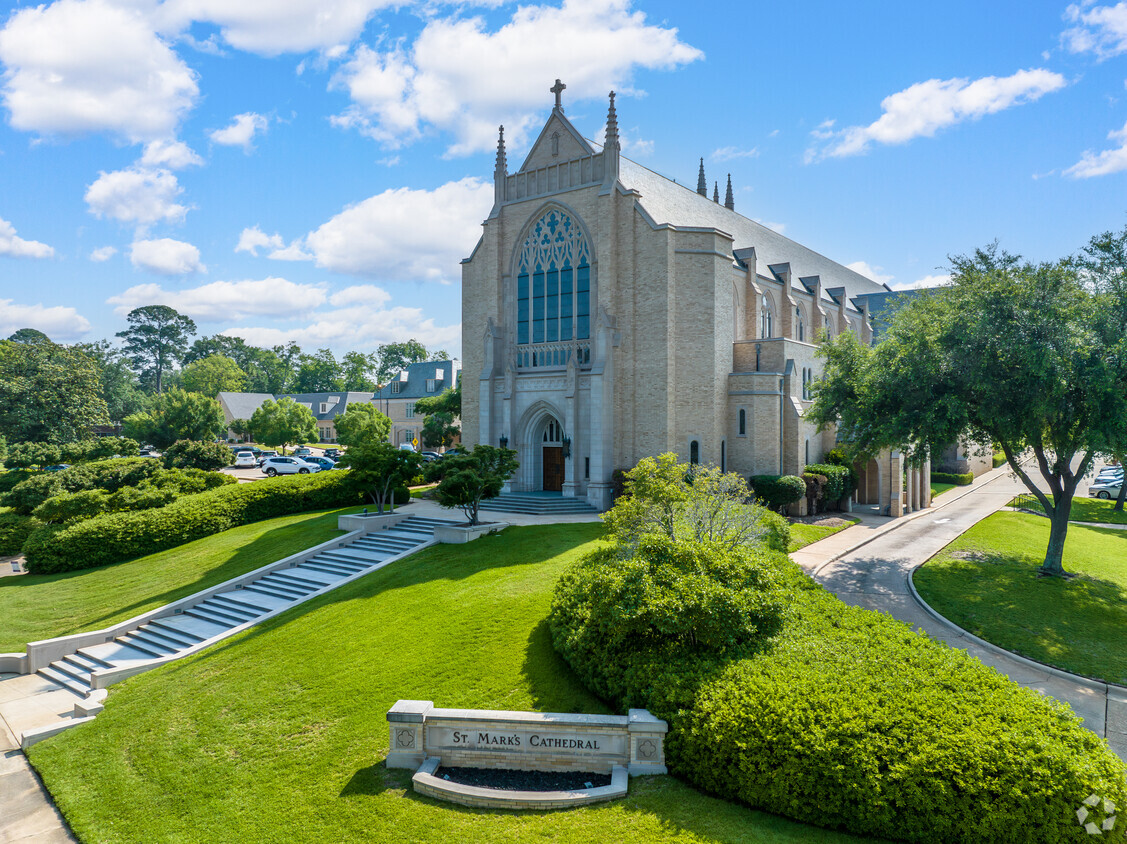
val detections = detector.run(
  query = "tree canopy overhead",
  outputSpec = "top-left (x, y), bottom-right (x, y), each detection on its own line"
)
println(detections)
top-left (250, 396), bottom-right (318, 454)
top-left (333, 403), bottom-right (390, 448)
top-left (122, 388), bottom-right (226, 449)
top-left (0, 339), bottom-right (109, 444)
top-left (116, 305), bottom-right (197, 394)
top-left (809, 242), bottom-right (1127, 576)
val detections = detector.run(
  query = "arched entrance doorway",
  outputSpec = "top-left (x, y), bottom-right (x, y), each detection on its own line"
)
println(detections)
top-left (541, 418), bottom-right (564, 492)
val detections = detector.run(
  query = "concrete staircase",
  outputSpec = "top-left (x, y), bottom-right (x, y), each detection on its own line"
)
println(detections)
top-left (479, 493), bottom-right (599, 516)
top-left (36, 515), bottom-right (454, 698)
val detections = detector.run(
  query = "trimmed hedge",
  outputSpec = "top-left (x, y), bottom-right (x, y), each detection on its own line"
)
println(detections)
top-left (22, 472), bottom-right (364, 574)
top-left (993, 451), bottom-right (1007, 468)
top-left (803, 462), bottom-right (857, 503)
top-left (550, 541), bottom-right (1127, 843)
top-left (931, 471), bottom-right (973, 486)
top-left (748, 474), bottom-right (805, 512)
top-left (0, 510), bottom-right (39, 556)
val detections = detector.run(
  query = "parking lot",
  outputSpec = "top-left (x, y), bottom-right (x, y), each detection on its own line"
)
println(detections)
top-left (220, 445), bottom-right (337, 483)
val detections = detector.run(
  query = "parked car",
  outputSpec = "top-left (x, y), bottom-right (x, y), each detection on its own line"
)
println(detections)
top-left (1096, 467), bottom-right (1123, 479)
top-left (301, 455), bottom-right (337, 471)
top-left (293, 447), bottom-right (314, 457)
top-left (1089, 479), bottom-right (1123, 500)
top-left (233, 451), bottom-right (257, 468)
top-left (398, 444), bottom-right (416, 452)
top-left (42, 464), bottom-right (70, 472)
top-left (323, 448), bottom-right (341, 460)
top-left (260, 456), bottom-right (320, 477)
top-left (256, 450), bottom-right (278, 465)
top-left (419, 451), bottom-right (441, 462)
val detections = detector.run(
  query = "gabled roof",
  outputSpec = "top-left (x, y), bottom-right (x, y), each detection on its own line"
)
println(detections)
top-left (278, 391), bottom-right (375, 421)
top-left (372, 359), bottom-right (461, 402)
top-left (614, 155), bottom-right (888, 312)
top-left (218, 392), bottom-right (275, 421)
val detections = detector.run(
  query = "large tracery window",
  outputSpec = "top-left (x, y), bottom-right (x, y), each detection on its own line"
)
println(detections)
top-left (516, 209), bottom-right (591, 345)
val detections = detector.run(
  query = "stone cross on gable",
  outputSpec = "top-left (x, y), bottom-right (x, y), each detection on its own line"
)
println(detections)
top-left (550, 79), bottom-right (566, 111)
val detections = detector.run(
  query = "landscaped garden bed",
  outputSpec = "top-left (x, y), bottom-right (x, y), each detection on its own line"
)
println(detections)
top-left (914, 511), bottom-right (1127, 684)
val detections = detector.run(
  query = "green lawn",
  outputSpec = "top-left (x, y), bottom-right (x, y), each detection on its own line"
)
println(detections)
top-left (1010, 494), bottom-right (1127, 526)
top-left (914, 511), bottom-right (1127, 684)
top-left (29, 524), bottom-right (882, 844)
top-left (929, 482), bottom-right (955, 499)
top-left (0, 505), bottom-right (365, 653)
top-left (787, 517), bottom-right (859, 552)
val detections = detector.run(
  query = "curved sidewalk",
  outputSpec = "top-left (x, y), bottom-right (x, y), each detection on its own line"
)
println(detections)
top-left (791, 466), bottom-right (1127, 761)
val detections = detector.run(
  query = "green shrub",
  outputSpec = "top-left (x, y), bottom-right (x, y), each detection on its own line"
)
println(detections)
top-left (804, 462), bottom-right (857, 503)
top-left (747, 474), bottom-right (805, 512)
top-left (550, 543), bottom-right (1127, 843)
top-left (0, 510), bottom-right (40, 555)
top-left (0, 469), bottom-right (33, 495)
top-left (162, 440), bottom-right (233, 471)
top-left (5, 442), bottom-right (63, 469)
top-left (931, 471), bottom-right (973, 486)
top-left (550, 536), bottom-right (787, 707)
top-left (32, 490), bottom-right (110, 524)
top-left (611, 468), bottom-right (629, 501)
top-left (103, 485), bottom-right (177, 514)
top-left (993, 451), bottom-right (1007, 468)
top-left (3, 473), bottom-right (64, 515)
top-left (800, 472), bottom-right (826, 513)
top-left (756, 509), bottom-right (790, 553)
top-left (823, 446), bottom-right (851, 467)
top-left (88, 436), bottom-right (140, 460)
top-left (22, 471), bottom-right (363, 574)
top-left (2, 458), bottom-right (161, 515)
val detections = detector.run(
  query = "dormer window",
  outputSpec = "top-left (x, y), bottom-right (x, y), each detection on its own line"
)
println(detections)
top-left (426, 379), bottom-right (436, 393)
top-left (391, 382), bottom-right (402, 394)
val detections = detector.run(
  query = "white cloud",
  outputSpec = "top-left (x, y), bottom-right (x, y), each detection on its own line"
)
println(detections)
top-left (85, 167), bottom-right (188, 227)
top-left (1064, 119), bottom-right (1127, 177)
top-left (713, 146), bottom-right (759, 162)
top-left (154, 0), bottom-right (400, 56)
top-left (0, 217), bottom-right (54, 258)
top-left (304, 177), bottom-right (493, 281)
top-left (89, 245), bottom-right (118, 262)
top-left (0, 0), bottom-right (197, 142)
top-left (891, 273), bottom-right (950, 291)
top-left (268, 241), bottom-right (313, 261)
top-left (209, 112), bottom-right (269, 150)
top-left (0, 299), bottom-right (90, 340)
top-left (141, 139), bottom-right (203, 169)
top-left (107, 277), bottom-right (327, 321)
top-left (1063, 2), bottom-right (1127, 59)
top-left (330, 0), bottom-right (702, 155)
top-left (329, 284), bottom-right (392, 307)
top-left (846, 261), bottom-right (894, 286)
top-left (130, 238), bottom-right (206, 275)
top-left (235, 226), bottom-right (285, 255)
top-left (809, 69), bottom-right (1067, 160)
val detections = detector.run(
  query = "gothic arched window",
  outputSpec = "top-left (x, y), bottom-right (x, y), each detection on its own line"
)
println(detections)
top-left (760, 295), bottom-right (774, 339)
top-left (690, 440), bottom-right (700, 464)
top-left (516, 209), bottom-right (591, 346)
top-left (738, 408), bottom-right (746, 436)
top-left (796, 307), bottom-right (805, 342)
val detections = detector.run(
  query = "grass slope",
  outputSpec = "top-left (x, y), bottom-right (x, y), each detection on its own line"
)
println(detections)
top-left (30, 524), bottom-right (881, 844)
top-left (0, 505), bottom-right (363, 653)
top-left (929, 482), bottom-right (955, 499)
top-left (915, 511), bottom-right (1127, 684)
top-left (787, 518), bottom-right (859, 552)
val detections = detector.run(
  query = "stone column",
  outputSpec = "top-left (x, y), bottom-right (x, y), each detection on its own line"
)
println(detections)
top-left (627, 709), bottom-right (668, 776)
top-left (386, 699), bottom-right (432, 769)
top-left (922, 456), bottom-right (932, 508)
top-left (889, 451), bottom-right (903, 518)
top-left (905, 466), bottom-right (915, 515)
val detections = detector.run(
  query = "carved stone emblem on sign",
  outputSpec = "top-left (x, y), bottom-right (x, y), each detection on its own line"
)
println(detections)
top-left (637, 738), bottom-right (657, 760)
top-left (395, 728), bottom-right (416, 749)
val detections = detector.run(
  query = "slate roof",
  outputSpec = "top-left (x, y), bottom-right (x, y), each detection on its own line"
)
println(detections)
top-left (277, 392), bottom-right (376, 421)
top-left (372, 360), bottom-right (460, 402)
top-left (614, 156), bottom-right (888, 313)
top-left (218, 392), bottom-right (275, 422)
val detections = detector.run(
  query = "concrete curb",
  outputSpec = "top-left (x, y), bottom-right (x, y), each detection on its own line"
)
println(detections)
top-left (905, 567), bottom-right (1127, 697)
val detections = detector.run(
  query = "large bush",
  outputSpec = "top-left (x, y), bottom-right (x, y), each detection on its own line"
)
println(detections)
top-left (747, 474), bottom-right (805, 512)
top-left (804, 462), bottom-right (857, 503)
top-left (932, 471), bottom-right (973, 486)
top-left (0, 510), bottom-right (39, 556)
top-left (2, 458), bottom-right (161, 515)
top-left (22, 471), bottom-right (363, 574)
top-left (550, 459), bottom-right (1127, 843)
top-left (162, 439), bottom-right (232, 471)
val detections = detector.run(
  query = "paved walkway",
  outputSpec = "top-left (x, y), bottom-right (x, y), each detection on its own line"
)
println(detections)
top-left (793, 464), bottom-right (1127, 760)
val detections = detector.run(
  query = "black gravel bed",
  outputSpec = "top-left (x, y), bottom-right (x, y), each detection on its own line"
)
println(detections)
top-left (435, 766), bottom-right (612, 792)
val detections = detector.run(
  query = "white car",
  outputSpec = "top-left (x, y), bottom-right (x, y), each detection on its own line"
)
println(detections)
top-left (1089, 479), bottom-right (1123, 500)
top-left (233, 451), bottom-right (257, 468)
top-left (260, 456), bottom-right (321, 477)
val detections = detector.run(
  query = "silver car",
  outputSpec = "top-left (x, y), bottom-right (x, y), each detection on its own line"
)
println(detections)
top-left (260, 456), bottom-right (321, 477)
top-left (1089, 479), bottom-right (1123, 500)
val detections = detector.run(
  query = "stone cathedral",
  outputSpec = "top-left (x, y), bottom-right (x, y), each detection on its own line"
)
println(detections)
top-left (461, 82), bottom-right (930, 513)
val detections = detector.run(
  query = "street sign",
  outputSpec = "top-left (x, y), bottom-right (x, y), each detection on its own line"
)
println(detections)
top-left (412, 438), bottom-right (418, 448)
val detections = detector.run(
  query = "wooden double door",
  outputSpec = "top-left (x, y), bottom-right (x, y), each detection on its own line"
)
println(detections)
top-left (542, 446), bottom-right (564, 492)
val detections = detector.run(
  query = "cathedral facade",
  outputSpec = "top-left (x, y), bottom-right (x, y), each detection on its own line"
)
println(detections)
top-left (461, 84), bottom-right (916, 512)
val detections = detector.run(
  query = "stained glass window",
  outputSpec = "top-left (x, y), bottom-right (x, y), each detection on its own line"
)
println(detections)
top-left (516, 209), bottom-right (592, 346)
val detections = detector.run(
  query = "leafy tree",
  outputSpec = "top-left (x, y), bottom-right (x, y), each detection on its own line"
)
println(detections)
top-left (341, 351), bottom-right (377, 391)
top-left (809, 244), bottom-right (1127, 577)
top-left (413, 383), bottom-right (461, 416)
top-left (0, 434), bottom-right (6, 466)
top-left (605, 454), bottom-right (780, 552)
top-left (333, 403), bottom-right (391, 447)
top-left (88, 436), bottom-right (139, 460)
top-left (294, 348), bottom-right (342, 392)
top-left (162, 439), bottom-right (232, 471)
top-left (229, 418), bottom-right (252, 442)
top-left (421, 411), bottom-right (459, 449)
top-left (74, 340), bottom-right (148, 422)
top-left (122, 388), bottom-right (226, 449)
top-left (7, 328), bottom-right (50, 344)
top-left (181, 354), bottom-right (248, 397)
top-left (182, 334), bottom-right (248, 366)
top-left (374, 339), bottom-right (429, 384)
top-left (116, 305), bottom-right (197, 393)
top-left (426, 444), bottom-right (518, 525)
top-left (0, 339), bottom-right (109, 443)
top-left (249, 396), bottom-right (318, 454)
top-left (338, 440), bottom-right (422, 513)
top-left (5, 441), bottom-right (63, 469)
top-left (270, 341), bottom-right (303, 392)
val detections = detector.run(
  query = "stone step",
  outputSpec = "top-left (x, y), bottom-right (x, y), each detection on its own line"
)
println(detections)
top-left (250, 578), bottom-right (312, 600)
top-left (241, 583), bottom-right (303, 602)
top-left (197, 599), bottom-right (258, 624)
top-left (62, 651), bottom-right (112, 674)
top-left (148, 617), bottom-right (211, 642)
top-left (79, 641), bottom-right (160, 666)
top-left (316, 552), bottom-right (381, 570)
top-left (114, 633), bottom-right (174, 659)
top-left (38, 665), bottom-right (89, 697)
top-left (319, 547), bottom-right (387, 564)
top-left (351, 538), bottom-right (416, 554)
top-left (182, 606), bottom-right (242, 629)
top-left (300, 560), bottom-right (363, 577)
top-left (209, 593), bottom-right (273, 615)
top-left (46, 660), bottom-right (91, 687)
top-left (260, 571), bottom-right (324, 591)
top-left (136, 623), bottom-right (199, 651)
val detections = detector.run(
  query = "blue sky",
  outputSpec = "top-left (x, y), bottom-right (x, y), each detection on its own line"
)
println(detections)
top-left (1, 0), bottom-right (1126, 359)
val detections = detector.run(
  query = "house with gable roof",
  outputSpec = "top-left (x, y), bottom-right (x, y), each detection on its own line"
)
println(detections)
top-left (371, 359), bottom-right (461, 450)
